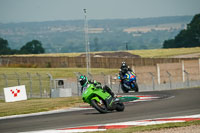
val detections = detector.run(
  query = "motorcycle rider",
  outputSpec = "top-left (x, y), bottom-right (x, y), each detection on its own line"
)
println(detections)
top-left (119, 62), bottom-right (136, 81)
top-left (79, 75), bottom-right (115, 97)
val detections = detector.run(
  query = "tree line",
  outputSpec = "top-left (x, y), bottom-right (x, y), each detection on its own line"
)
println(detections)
top-left (0, 15), bottom-right (192, 53)
top-left (1, 14), bottom-right (198, 54)
top-left (0, 38), bottom-right (45, 55)
top-left (163, 13), bottom-right (200, 48)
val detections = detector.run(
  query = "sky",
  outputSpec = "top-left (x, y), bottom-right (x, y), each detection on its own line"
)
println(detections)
top-left (0, 0), bottom-right (200, 23)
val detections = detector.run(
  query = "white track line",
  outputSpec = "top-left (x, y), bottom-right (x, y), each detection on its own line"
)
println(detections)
top-left (20, 114), bottom-right (200, 133)
top-left (0, 107), bottom-right (93, 120)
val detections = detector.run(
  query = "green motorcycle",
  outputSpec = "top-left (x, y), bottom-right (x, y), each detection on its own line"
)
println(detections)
top-left (82, 83), bottom-right (125, 113)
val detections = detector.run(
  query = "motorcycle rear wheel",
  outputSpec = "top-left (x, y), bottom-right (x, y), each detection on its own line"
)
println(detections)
top-left (115, 102), bottom-right (125, 112)
top-left (91, 99), bottom-right (108, 113)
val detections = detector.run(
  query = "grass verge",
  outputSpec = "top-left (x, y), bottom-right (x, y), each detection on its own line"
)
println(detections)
top-left (0, 97), bottom-right (83, 117)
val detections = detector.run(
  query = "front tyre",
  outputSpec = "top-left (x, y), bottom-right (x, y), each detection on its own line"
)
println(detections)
top-left (121, 84), bottom-right (129, 93)
top-left (116, 102), bottom-right (125, 112)
top-left (91, 99), bottom-right (108, 113)
top-left (134, 82), bottom-right (139, 92)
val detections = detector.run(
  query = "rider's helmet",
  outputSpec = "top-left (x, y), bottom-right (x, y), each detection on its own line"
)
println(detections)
top-left (121, 62), bottom-right (128, 74)
top-left (79, 75), bottom-right (88, 87)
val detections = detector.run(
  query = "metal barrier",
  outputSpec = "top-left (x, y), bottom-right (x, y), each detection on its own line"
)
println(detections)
top-left (0, 73), bottom-right (53, 99)
top-left (73, 69), bottom-right (200, 94)
top-left (1, 59), bottom-right (200, 99)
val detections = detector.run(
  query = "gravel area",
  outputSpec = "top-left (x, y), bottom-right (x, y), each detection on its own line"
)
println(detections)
top-left (136, 125), bottom-right (200, 133)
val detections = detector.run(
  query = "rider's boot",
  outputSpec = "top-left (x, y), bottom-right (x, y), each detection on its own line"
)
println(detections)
top-left (113, 97), bottom-right (120, 102)
top-left (103, 85), bottom-right (115, 97)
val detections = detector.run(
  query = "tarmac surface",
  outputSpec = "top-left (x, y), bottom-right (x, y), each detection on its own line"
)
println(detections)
top-left (0, 88), bottom-right (200, 133)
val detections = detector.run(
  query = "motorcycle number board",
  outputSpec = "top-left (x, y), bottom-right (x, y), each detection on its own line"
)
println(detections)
top-left (4, 85), bottom-right (27, 102)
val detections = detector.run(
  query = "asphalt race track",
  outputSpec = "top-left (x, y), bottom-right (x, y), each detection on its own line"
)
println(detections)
top-left (0, 88), bottom-right (200, 133)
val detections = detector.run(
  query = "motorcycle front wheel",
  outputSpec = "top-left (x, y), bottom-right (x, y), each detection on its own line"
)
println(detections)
top-left (121, 84), bottom-right (129, 93)
top-left (134, 82), bottom-right (139, 92)
top-left (91, 99), bottom-right (108, 113)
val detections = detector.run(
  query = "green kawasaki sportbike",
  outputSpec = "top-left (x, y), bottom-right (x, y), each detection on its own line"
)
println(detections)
top-left (82, 83), bottom-right (125, 113)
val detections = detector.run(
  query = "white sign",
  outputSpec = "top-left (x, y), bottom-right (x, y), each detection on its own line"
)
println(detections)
top-left (4, 85), bottom-right (27, 102)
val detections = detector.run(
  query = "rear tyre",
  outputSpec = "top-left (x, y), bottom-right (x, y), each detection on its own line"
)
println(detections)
top-left (91, 99), bottom-right (108, 113)
top-left (116, 102), bottom-right (125, 112)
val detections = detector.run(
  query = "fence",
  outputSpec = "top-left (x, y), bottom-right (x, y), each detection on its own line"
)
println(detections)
top-left (0, 73), bottom-right (53, 99)
top-left (0, 59), bottom-right (200, 99)
top-left (74, 59), bottom-right (200, 95)
top-left (133, 60), bottom-right (200, 91)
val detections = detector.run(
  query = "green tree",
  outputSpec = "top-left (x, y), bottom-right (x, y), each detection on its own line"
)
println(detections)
top-left (0, 37), bottom-right (12, 55)
top-left (20, 40), bottom-right (45, 54)
top-left (163, 13), bottom-right (200, 48)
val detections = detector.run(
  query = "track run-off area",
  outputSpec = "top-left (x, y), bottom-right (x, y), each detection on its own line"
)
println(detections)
top-left (0, 88), bottom-right (200, 133)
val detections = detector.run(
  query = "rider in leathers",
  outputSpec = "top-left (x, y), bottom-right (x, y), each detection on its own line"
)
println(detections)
top-left (79, 75), bottom-right (115, 97)
top-left (119, 62), bottom-right (136, 83)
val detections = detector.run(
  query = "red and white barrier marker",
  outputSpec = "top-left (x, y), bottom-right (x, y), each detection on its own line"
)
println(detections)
top-left (23, 114), bottom-right (200, 133)
top-left (4, 85), bottom-right (27, 102)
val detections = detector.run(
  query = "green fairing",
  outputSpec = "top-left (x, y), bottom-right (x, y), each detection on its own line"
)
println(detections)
top-left (82, 84), bottom-right (110, 104)
top-left (91, 97), bottom-right (100, 103)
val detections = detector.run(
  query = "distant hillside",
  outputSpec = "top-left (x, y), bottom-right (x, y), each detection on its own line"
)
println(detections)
top-left (0, 15), bottom-right (193, 53)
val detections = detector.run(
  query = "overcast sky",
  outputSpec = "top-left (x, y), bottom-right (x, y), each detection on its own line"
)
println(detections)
top-left (0, 0), bottom-right (200, 23)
